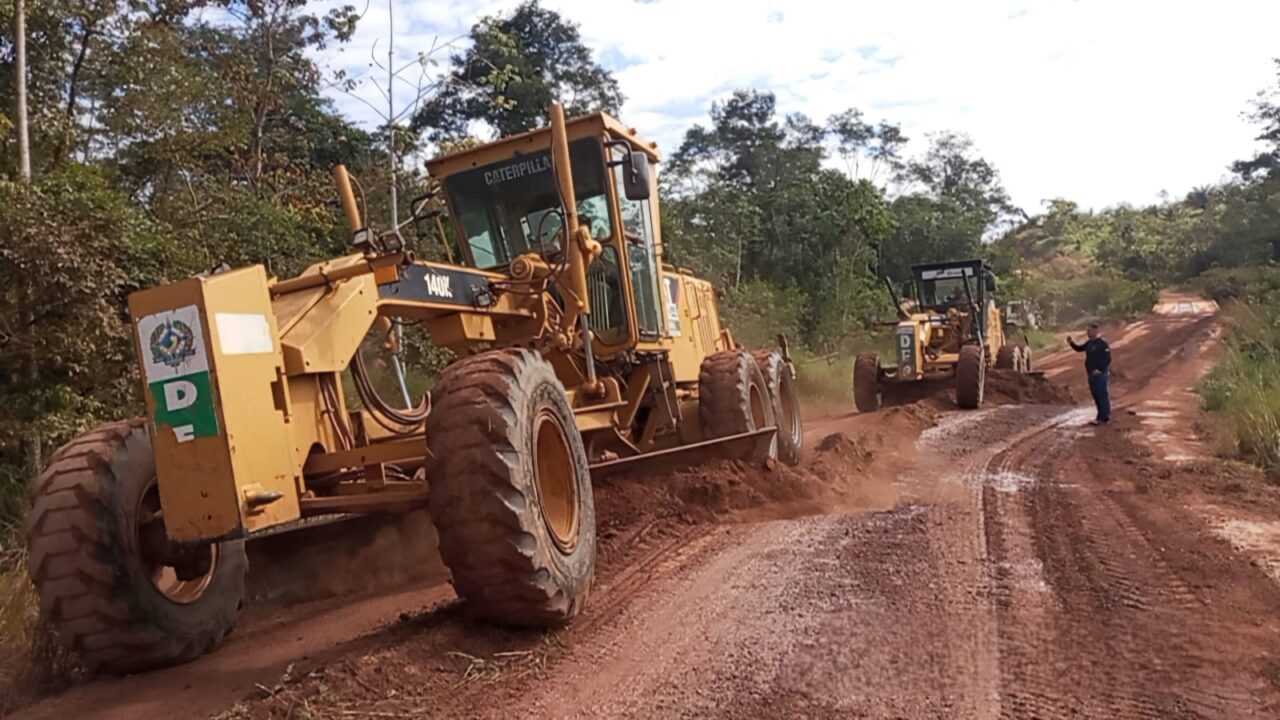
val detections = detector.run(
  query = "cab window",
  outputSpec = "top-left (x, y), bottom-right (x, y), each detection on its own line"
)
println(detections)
top-left (444, 140), bottom-right (611, 269)
top-left (611, 145), bottom-right (662, 338)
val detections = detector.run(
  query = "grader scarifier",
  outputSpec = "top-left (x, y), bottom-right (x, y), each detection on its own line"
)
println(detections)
top-left (853, 259), bottom-right (1032, 412)
top-left (24, 105), bottom-right (804, 673)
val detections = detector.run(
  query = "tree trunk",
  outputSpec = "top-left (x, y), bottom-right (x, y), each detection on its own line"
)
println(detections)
top-left (15, 0), bottom-right (31, 180)
top-left (15, 0), bottom-right (40, 477)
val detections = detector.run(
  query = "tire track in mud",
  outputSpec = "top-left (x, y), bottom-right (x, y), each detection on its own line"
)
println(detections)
top-left (571, 522), bottom-right (715, 636)
top-left (970, 404), bottom-right (1276, 718)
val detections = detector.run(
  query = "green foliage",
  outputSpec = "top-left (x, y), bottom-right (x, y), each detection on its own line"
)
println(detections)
top-left (413, 0), bottom-right (622, 141)
top-left (1200, 302), bottom-right (1280, 476)
top-left (0, 167), bottom-right (196, 525)
top-left (1016, 274), bottom-right (1159, 326)
top-left (1195, 265), bottom-right (1280, 304)
top-left (1232, 58), bottom-right (1280, 181)
top-left (719, 280), bottom-right (806, 351)
top-left (877, 132), bottom-right (1014, 283)
top-left (662, 90), bottom-right (898, 352)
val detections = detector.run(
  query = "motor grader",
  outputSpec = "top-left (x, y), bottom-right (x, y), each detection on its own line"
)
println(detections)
top-left (23, 104), bottom-right (804, 674)
top-left (853, 259), bottom-right (1031, 412)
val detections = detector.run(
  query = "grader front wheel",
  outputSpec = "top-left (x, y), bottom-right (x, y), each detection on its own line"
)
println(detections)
top-left (955, 345), bottom-right (986, 409)
top-left (853, 352), bottom-right (882, 413)
top-left (426, 349), bottom-right (596, 627)
top-left (24, 421), bottom-right (247, 675)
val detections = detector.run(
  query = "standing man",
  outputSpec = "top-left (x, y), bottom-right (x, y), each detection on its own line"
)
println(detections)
top-left (1067, 323), bottom-right (1112, 425)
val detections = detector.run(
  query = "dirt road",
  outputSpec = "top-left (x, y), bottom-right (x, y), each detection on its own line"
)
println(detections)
top-left (15, 296), bottom-right (1280, 719)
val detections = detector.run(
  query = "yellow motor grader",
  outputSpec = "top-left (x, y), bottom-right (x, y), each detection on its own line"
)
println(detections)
top-left (853, 259), bottom-right (1031, 412)
top-left (23, 104), bottom-right (804, 674)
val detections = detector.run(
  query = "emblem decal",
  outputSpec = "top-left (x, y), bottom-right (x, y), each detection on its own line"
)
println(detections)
top-left (149, 319), bottom-right (198, 368)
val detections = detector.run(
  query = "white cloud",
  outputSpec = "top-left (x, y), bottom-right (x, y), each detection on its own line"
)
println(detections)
top-left (317, 0), bottom-right (1280, 212)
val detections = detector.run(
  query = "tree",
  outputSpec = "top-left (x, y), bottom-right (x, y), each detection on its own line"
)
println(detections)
top-left (0, 167), bottom-right (195, 519)
top-left (1233, 58), bottom-right (1280, 182)
top-left (826, 108), bottom-right (906, 183)
top-left (663, 89), bottom-right (894, 349)
top-left (878, 132), bottom-right (1014, 282)
top-left (412, 0), bottom-right (622, 141)
top-left (92, 0), bottom-right (372, 276)
top-left (0, 0), bottom-right (372, 491)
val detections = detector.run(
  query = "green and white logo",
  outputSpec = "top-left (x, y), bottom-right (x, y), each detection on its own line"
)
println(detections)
top-left (137, 306), bottom-right (218, 443)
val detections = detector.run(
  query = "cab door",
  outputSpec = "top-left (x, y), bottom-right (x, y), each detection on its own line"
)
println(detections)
top-left (610, 145), bottom-right (664, 340)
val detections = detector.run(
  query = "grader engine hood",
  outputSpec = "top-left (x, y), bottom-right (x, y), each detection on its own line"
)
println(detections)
top-left (129, 266), bottom-right (301, 543)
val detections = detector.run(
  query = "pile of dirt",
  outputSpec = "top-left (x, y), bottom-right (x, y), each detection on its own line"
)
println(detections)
top-left (882, 372), bottom-right (1074, 412)
top-left (593, 400), bottom-right (941, 533)
top-left (985, 369), bottom-right (1076, 405)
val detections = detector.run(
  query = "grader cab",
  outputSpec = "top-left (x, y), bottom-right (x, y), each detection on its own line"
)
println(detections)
top-left (24, 105), bottom-right (804, 674)
top-left (853, 259), bottom-right (1032, 413)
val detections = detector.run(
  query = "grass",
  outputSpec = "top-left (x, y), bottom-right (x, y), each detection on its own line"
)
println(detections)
top-left (0, 540), bottom-right (76, 714)
top-left (1199, 300), bottom-right (1280, 479)
top-left (0, 524), bottom-right (79, 715)
top-left (1023, 327), bottom-right (1062, 354)
top-left (789, 334), bottom-right (896, 415)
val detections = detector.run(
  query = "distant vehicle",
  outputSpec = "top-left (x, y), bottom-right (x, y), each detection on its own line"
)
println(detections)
top-left (854, 258), bottom-right (1034, 414)
top-left (1004, 300), bottom-right (1040, 330)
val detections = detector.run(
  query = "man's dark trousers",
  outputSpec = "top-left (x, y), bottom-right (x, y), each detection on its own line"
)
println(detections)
top-left (1088, 371), bottom-right (1111, 423)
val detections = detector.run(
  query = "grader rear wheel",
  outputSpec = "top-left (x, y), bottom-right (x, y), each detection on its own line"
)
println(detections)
top-left (754, 351), bottom-right (804, 466)
top-left (955, 344), bottom-right (986, 409)
top-left (426, 349), bottom-right (596, 627)
top-left (699, 350), bottom-right (778, 464)
top-left (853, 352), bottom-right (882, 413)
top-left (24, 421), bottom-right (246, 675)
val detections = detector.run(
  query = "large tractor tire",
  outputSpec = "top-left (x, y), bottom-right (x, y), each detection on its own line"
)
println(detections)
top-left (753, 350), bottom-right (804, 466)
top-left (24, 420), bottom-right (247, 675)
top-left (426, 349), bottom-right (595, 627)
top-left (699, 350), bottom-right (778, 463)
top-left (955, 345), bottom-right (986, 409)
top-left (995, 345), bottom-right (1016, 370)
top-left (853, 352), bottom-right (882, 413)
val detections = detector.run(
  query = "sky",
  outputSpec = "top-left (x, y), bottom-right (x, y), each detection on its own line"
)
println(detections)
top-left (312, 0), bottom-right (1280, 213)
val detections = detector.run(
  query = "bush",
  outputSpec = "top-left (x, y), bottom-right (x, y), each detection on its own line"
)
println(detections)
top-left (0, 168), bottom-right (199, 528)
top-left (1021, 273), bottom-right (1158, 326)
top-left (719, 279), bottom-right (807, 351)
top-left (1194, 265), bottom-right (1280, 305)
top-left (1199, 302), bottom-right (1280, 476)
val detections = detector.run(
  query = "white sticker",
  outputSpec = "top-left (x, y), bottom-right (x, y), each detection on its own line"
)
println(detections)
top-left (664, 276), bottom-right (682, 337)
top-left (137, 306), bottom-right (209, 383)
top-left (215, 313), bottom-right (274, 355)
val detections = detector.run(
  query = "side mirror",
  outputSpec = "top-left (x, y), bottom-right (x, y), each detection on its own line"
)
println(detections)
top-left (984, 272), bottom-right (997, 293)
top-left (623, 151), bottom-right (651, 201)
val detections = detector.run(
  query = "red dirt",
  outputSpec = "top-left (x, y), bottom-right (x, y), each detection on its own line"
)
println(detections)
top-left (986, 368), bottom-right (1076, 405)
top-left (882, 366), bottom-right (1075, 412)
top-left (13, 293), bottom-right (1280, 719)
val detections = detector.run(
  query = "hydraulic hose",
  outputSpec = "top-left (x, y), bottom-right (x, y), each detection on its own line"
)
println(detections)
top-left (352, 348), bottom-right (431, 432)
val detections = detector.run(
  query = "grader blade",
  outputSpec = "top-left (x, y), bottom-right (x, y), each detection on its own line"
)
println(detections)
top-left (880, 376), bottom-right (952, 408)
top-left (589, 428), bottom-right (778, 480)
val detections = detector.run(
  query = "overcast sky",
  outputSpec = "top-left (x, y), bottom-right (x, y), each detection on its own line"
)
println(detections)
top-left (313, 0), bottom-right (1280, 213)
